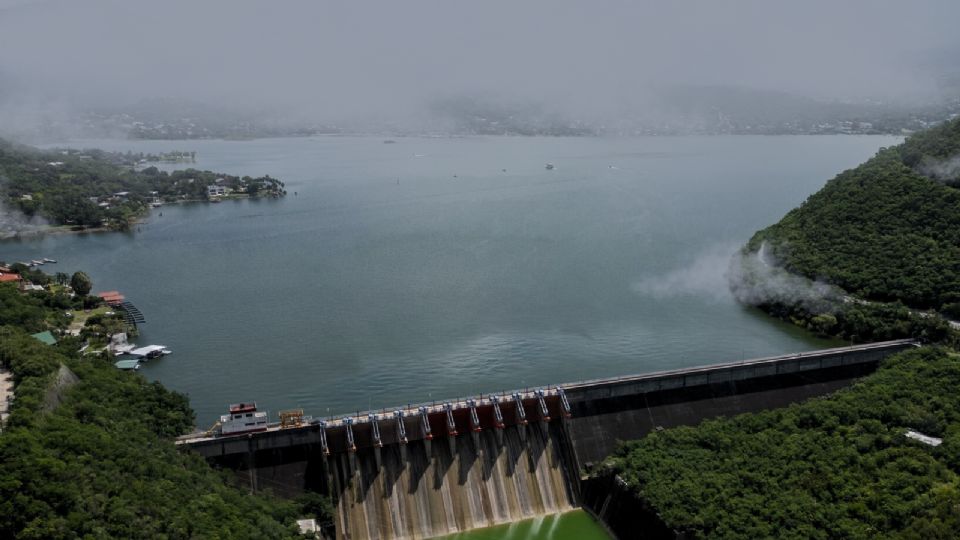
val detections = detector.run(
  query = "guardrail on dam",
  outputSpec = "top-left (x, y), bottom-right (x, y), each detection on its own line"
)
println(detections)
top-left (179, 339), bottom-right (916, 539)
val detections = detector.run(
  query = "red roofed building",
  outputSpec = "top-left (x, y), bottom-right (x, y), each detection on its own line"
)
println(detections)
top-left (97, 291), bottom-right (125, 305)
top-left (0, 273), bottom-right (22, 284)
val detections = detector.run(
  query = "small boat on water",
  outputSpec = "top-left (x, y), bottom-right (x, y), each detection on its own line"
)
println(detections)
top-left (42, 258), bottom-right (57, 263)
top-left (545, 163), bottom-right (555, 170)
top-left (128, 345), bottom-right (170, 360)
top-left (220, 402), bottom-right (269, 436)
top-left (31, 260), bottom-right (44, 266)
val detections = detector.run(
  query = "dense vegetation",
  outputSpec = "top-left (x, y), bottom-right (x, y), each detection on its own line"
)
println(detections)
top-left (899, 116), bottom-right (960, 184)
top-left (746, 116), bottom-right (960, 313)
top-left (0, 137), bottom-right (285, 230)
top-left (605, 347), bottom-right (960, 539)
top-left (733, 116), bottom-right (960, 348)
top-left (0, 280), bottom-right (327, 538)
top-left (608, 116), bottom-right (960, 537)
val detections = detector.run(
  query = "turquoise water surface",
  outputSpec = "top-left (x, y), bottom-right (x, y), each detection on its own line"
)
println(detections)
top-left (433, 510), bottom-right (610, 540)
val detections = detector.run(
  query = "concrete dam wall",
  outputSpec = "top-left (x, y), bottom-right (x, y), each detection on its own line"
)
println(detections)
top-left (562, 339), bottom-right (915, 466)
top-left (333, 422), bottom-right (575, 539)
top-left (181, 339), bottom-right (915, 539)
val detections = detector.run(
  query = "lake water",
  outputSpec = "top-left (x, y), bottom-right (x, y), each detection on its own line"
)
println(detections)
top-left (4, 135), bottom-right (899, 426)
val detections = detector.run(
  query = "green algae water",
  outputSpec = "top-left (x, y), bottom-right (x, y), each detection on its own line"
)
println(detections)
top-left (7, 135), bottom-right (899, 426)
top-left (433, 510), bottom-right (609, 540)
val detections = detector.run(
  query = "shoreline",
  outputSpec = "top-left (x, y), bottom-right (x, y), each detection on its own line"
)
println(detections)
top-left (1, 223), bottom-right (135, 241)
top-left (1, 194), bottom-right (281, 241)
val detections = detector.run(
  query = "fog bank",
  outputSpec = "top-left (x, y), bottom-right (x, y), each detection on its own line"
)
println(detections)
top-left (1, 0), bottom-right (958, 137)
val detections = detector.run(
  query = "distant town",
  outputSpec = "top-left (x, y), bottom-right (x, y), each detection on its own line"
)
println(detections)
top-left (10, 87), bottom-right (959, 141)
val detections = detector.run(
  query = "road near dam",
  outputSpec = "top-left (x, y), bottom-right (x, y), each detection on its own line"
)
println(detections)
top-left (180, 340), bottom-right (915, 539)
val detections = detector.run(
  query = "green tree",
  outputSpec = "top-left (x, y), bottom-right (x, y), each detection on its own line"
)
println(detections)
top-left (69, 271), bottom-right (92, 296)
top-left (606, 347), bottom-right (960, 539)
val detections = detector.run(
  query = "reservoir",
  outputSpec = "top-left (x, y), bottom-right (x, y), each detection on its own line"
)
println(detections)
top-left (4, 135), bottom-right (899, 426)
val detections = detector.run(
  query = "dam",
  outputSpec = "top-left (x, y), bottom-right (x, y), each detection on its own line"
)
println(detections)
top-left (179, 339), bottom-right (916, 539)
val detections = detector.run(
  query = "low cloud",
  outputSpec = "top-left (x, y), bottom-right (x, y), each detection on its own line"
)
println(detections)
top-left (631, 242), bottom-right (741, 302)
top-left (727, 241), bottom-right (842, 312)
top-left (0, 188), bottom-right (49, 238)
top-left (917, 154), bottom-right (960, 183)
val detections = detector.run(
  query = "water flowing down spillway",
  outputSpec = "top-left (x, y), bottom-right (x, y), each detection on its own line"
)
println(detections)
top-left (331, 423), bottom-right (575, 539)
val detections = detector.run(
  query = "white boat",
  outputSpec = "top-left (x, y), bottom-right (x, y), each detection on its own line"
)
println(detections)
top-left (31, 260), bottom-right (44, 265)
top-left (42, 258), bottom-right (57, 263)
top-left (113, 344), bottom-right (136, 356)
top-left (128, 344), bottom-right (169, 360)
top-left (220, 402), bottom-right (269, 436)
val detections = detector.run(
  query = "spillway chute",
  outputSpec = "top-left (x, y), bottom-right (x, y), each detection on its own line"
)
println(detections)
top-left (512, 392), bottom-right (528, 425)
top-left (394, 409), bottom-right (408, 444)
top-left (444, 402), bottom-right (458, 436)
top-left (490, 394), bottom-right (505, 428)
top-left (557, 387), bottom-right (572, 418)
top-left (536, 388), bottom-right (551, 422)
top-left (318, 420), bottom-right (330, 455)
top-left (467, 399), bottom-right (481, 432)
top-left (344, 417), bottom-right (356, 452)
top-left (418, 406), bottom-right (433, 440)
top-left (369, 413), bottom-right (382, 447)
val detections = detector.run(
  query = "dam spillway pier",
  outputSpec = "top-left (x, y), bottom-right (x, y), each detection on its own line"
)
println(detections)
top-left (178, 339), bottom-right (916, 539)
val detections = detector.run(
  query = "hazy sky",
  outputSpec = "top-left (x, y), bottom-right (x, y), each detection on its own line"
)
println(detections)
top-left (0, 0), bottom-right (958, 124)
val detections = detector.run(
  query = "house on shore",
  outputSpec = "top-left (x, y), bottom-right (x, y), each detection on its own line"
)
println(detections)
top-left (97, 291), bottom-right (125, 306)
top-left (0, 272), bottom-right (22, 285)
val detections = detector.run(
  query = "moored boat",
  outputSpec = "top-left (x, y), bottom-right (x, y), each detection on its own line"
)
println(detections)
top-left (220, 402), bottom-right (269, 435)
top-left (128, 345), bottom-right (169, 360)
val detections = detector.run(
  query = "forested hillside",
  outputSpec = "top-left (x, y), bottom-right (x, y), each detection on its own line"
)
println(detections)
top-left (0, 282), bottom-right (326, 538)
top-left (747, 117), bottom-right (960, 313)
top-left (606, 347), bottom-right (960, 539)
top-left (602, 116), bottom-right (960, 538)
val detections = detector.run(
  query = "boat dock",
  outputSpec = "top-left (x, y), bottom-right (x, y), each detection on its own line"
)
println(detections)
top-left (97, 291), bottom-right (146, 328)
top-left (127, 345), bottom-right (170, 359)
